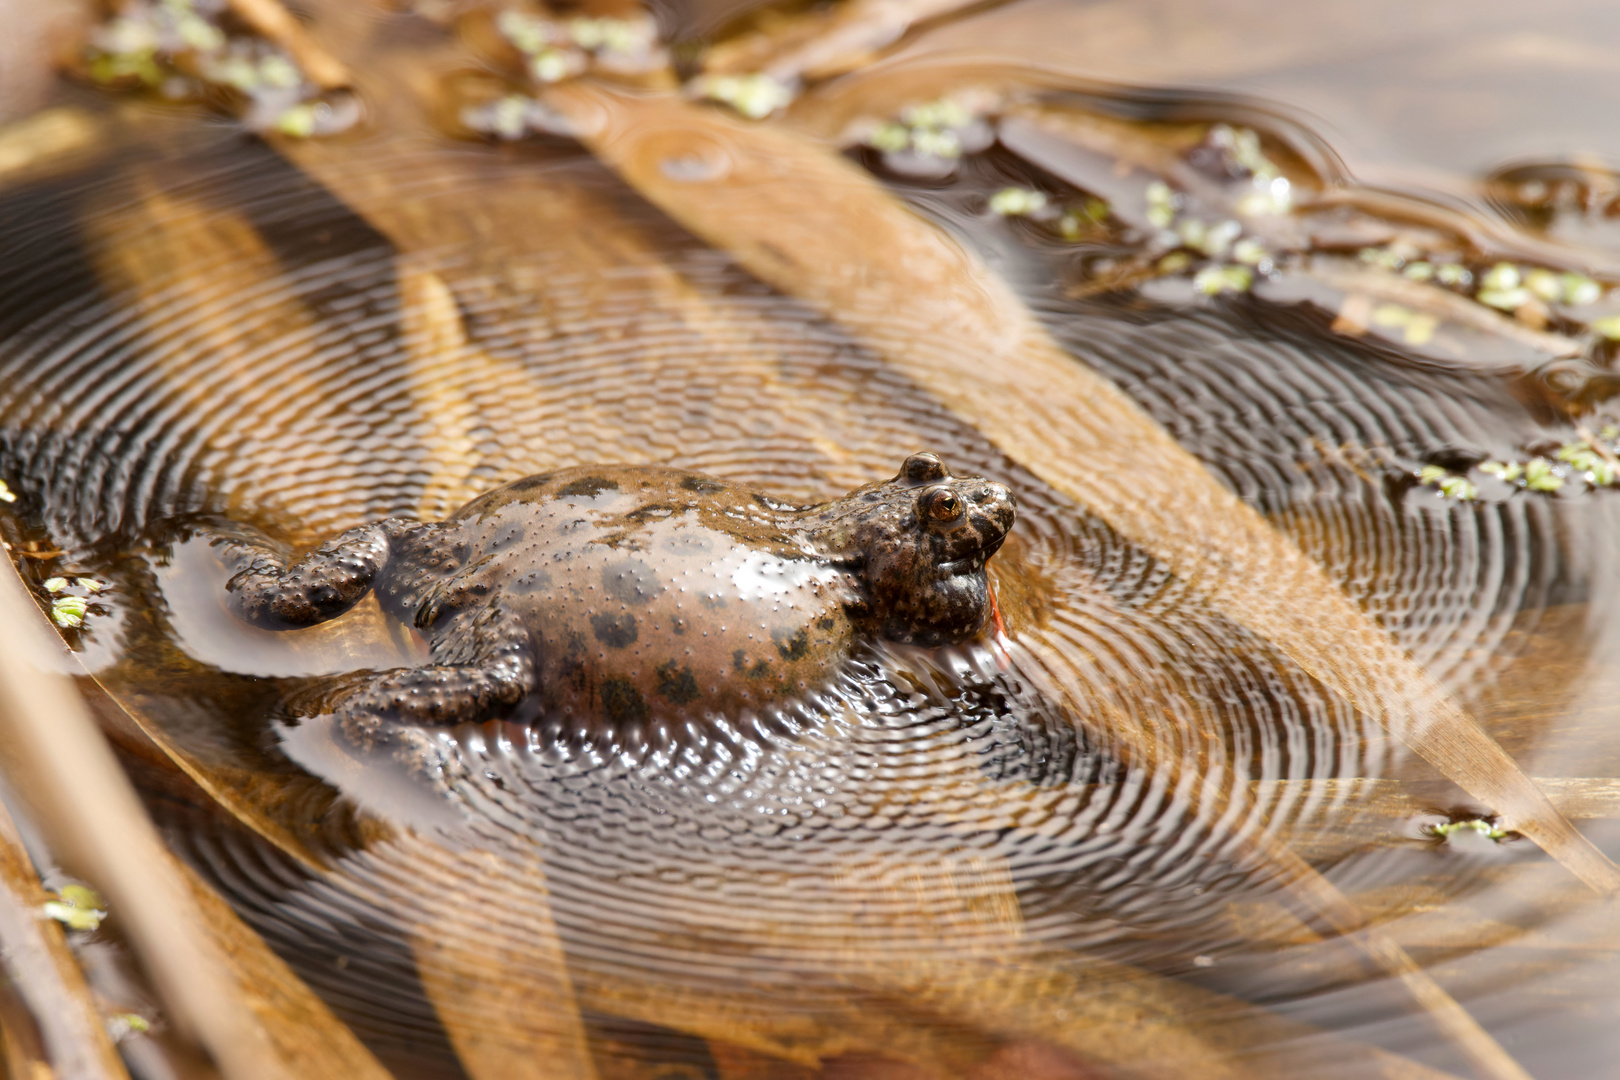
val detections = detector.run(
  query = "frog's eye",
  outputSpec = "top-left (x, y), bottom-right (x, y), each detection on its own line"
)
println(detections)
top-left (901, 452), bottom-right (948, 484)
top-left (922, 488), bottom-right (963, 521)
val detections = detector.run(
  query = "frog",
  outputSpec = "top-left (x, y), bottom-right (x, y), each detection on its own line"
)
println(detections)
top-left (217, 452), bottom-right (1015, 739)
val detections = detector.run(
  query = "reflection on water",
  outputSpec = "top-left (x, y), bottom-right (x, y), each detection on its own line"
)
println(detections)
top-left (5, 0), bottom-right (1620, 1076)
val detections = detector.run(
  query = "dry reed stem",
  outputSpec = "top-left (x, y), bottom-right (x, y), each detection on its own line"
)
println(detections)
top-left (0, 799), bottom-right (127, 1079)
top-left (225, 0), bottom-right (349, 89)
top-left (706, 0), bottom-right (1001, 85)
top-left (0, 561), bottom-right (293, 1080)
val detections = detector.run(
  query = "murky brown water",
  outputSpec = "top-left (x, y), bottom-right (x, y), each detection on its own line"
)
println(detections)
top-left (6, 1), bottom-right (1620, 1078)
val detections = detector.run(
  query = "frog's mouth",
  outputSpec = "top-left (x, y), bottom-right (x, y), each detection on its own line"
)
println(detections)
top-left (935, 545), bottom-right (999, 577)
top-left (935, 513), bottom-right (1009, 574)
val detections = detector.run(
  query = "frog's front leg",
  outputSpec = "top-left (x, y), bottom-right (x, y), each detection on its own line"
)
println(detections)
top-left (218, 519), bottom-right (421, 629)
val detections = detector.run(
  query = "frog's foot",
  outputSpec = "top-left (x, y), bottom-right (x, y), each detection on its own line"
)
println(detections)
top-left (335, 712), bottom-right (467, 793)
top-left (338, 656), bottom-right (535, 726)
top-left (217, 519), bottom-right (422, 630)
top-left (326, 655), bottom-right (535, 777)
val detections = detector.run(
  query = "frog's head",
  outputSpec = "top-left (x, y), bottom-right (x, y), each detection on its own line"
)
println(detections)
top-left (809, 452), bottom-right (1016, 646)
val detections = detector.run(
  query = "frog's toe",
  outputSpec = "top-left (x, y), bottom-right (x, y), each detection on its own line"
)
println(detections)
top-left (330, 659), bottom-right (536, 728)
top-left (334, 709), bottom-right (466, 791)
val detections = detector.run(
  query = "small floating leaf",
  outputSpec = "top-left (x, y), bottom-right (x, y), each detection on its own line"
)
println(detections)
top-left (1359, 246), bottom-right (1400, 270)
top-left (1592, 315), bottom-right (1620, 340)
top-left (1481, 263), bottom-right (1521, 291)
top-left (1525, 268), bottom-right (1563, 303)
top-left (1524, 457), bottom-right (1563, 492)
top-left (1477, 287), bottom-right (1530, 311)
top-left (274, 104), bottom-right (317, 138)
top-left (1232, 238), bottom-right (1267, 265)
top-left (43, 884), bottom-right (107, 931)
top-left (1562, 273), bottom-right (1602, 307)
top-left (1145, 181), bottom-right (1175, 228)
top-left (1431, 819), bottom-right (1510, 841)
top-left (43, 577), bottom-right (68, 593)
top-left (864, 121), bottom-right (910, 153)
top-left (106, 1012), bottom-right (151, 1041)
top-left (0, 479), bottom-right (14, 502)
top-left (909, 128), bottom-right (961, 159)
top-left (1416, 465), bottom-right (1476, 500)
top-left (1556, 443), bottom-right (1617, 486)
top-left (1480, 461), bottom-right (1524, 482)
top-left (1438, 475), bottom-right (1477, 499)
top-left (1193, 265), bottom-right (1253, 295)
top-left (51, 595), bottom-right (88, 628)
top-left (989, 187), bottom-right (1047, 216)
top-left (697, 73), bottom-right (793, 120)
top-left (498, 10), bottom-right (551, 54)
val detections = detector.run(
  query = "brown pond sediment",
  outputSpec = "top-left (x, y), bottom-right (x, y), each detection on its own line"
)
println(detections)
top-left (5, 1), bottom-right (1620, 1078)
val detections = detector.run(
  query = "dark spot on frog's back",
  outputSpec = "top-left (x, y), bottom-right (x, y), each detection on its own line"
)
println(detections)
top-left (559, 476), bottom-right (620, 499)
top-left (773, 626), bottom-right (810, 661)
top-left (626, 502), bottom-right (678, 523)
top-left (599, 678), bottom-right (648, 724)
top-left (732, 649), bottom-right (771, 680)
top-left (680, 474), bottom-right (726, 494)
top-left (655, 661), bottom-right (701, 705)
top-left (561, 630), bottom-right (589, 689)
top-left (601, 558), bottom-right (659, 606)
top-left (510, 567), bottom-right (552, 594)
top-left (591, 611), bottom-right (638, 648)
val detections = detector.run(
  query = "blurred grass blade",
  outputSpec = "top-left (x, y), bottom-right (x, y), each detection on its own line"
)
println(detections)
top-left (174, 858), bottom-right (393, 1080)
top-left (0, 560), bottom-right (294, 1080)
top-left (0, 799), bottom-right (127, 1080)
top-left (397, 837), bottom-right (598, 1080)
top-left (703, 0), bottom-right (1002, 86)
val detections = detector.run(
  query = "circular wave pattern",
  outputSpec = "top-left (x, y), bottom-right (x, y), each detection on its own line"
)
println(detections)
top-left (0, 121), bottom-right (1595, 1071)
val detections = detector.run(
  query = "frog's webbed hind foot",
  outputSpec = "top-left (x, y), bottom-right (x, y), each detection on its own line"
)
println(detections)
top-left (216, 519), bottom-right (420, 629)
top-left (326, 656), bottom-right (529, 781)
top-left (333, 654), bottom-right (536, 733)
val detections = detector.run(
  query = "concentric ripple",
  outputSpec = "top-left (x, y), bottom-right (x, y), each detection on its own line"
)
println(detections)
top-left (0, 105), bottom-right (1607, 1074)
